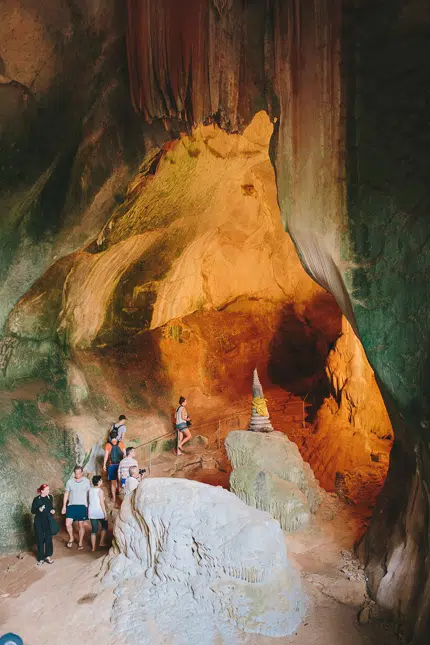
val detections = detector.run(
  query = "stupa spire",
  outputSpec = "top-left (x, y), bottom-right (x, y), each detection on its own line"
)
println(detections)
top-left (248, 368), bottom-right (273, 432)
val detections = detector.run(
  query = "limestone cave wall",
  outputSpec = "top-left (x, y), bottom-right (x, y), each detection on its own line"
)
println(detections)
top-left (0, 108), bottom-right (344, 552)
top-left (0, 2), bottom-right (429, 641)
top-left (345, 4), bottom-right (430, 641)
top-left (0, 0), bottom-right (171, 332)
top-left (0, 113), bottom-right (341, 446)
top-left (274, 1), bottom-right (429, 640)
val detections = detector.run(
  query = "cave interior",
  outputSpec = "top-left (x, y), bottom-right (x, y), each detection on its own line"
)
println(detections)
top-left (0, 1), bottom-right (429, 644)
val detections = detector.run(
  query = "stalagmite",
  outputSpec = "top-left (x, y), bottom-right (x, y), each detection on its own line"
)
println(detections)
top-left (226, 430), bottom-right (325, 532)
top-left (102, 478), bottom-right (307, 644)
top-left (248, 368), bottom-right (273, 432)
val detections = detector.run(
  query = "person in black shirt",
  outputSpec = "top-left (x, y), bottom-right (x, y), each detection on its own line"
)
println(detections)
top-left (31, 484), bottom-right (56, 566)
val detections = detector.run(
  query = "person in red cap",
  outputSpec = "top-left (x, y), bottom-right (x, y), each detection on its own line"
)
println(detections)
top-left (31, 484), bottom-right (57, 566)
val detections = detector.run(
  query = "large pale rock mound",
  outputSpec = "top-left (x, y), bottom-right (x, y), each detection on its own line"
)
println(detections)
top-left (102, 478), bottom-right (306, 645)
top-left (226, 430), bottom-right (324, 531)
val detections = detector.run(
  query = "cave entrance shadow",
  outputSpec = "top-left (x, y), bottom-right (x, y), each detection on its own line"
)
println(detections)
top-left (267, 292), bottom-right (342, 420)
top-left (84, 324), bottom-right (174, 445)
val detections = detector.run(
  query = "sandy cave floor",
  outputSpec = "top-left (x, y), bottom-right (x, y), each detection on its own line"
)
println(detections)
top-left (0, 456), bottom-right (402, 645)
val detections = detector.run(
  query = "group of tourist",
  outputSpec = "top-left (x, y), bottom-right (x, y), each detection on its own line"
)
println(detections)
top-left (31, 414), bottom-right (145, 566)
top-left (31, 398), bottom-right (192, 566)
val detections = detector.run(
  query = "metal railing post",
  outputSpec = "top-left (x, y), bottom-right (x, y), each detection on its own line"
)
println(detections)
top-left (302, 391), bottom-right (310, 428)
top-left (149, 442), bottom-right (152, 476)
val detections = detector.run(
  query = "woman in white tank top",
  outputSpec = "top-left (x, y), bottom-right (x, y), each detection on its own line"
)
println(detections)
top-left (88, 476), bottom-right (108, 551)
top-left (175, 396), bottom-right (192, 456)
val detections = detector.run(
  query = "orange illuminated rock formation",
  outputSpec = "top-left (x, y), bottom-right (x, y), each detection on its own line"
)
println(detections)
top-left (2, 112), bottom-right (341, 454)
top-left (43, 111), bottom-right (326, 349)
top-left (300, 318), bottom-right (393, 505)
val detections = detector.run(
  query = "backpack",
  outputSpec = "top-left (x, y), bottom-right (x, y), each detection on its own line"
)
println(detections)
top-left (109, 422), bottom-right (124, 439)
top-left (110, 441), bottom-right (123, 465)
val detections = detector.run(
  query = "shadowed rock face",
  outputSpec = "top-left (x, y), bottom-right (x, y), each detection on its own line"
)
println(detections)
top-left (0, 0), bottom-right (170, 331)
top-left (0, 1), bottom-right (429, 641)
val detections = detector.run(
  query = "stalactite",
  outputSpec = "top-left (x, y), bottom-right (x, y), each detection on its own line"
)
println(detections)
top-left (273, 0), bottom-right (352, 325)
top-left (126, 0), bottom-right (260, 130)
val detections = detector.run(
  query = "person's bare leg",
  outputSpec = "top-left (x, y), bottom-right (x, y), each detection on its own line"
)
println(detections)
top-left (65, 518), bottom-right (74, 546)
top-left (78, 521), bottom-right (85, 548)
top-left (99, 529), bottom-right (107, 547)
top-left (176, 432), bottom-right (183, 456)
top-left (181, 429), bottom-right (192, 449)
top-left (110, 479), bottom-right (117, 500)
top-left (90, 532), bottom-right (97, 552)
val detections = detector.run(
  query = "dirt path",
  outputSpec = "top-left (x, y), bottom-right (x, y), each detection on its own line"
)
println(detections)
top-left (0, 490), bottom-right (401, 645)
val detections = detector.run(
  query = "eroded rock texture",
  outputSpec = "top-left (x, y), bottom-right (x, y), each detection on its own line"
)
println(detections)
top-left (0, 0), bottom-right (168, 331)
top-left (0, 112), bottom-right (337, 429)
top-left (102, 478), bottom-right (306, 644)
top-left (125, 0), bottom-right (274, 129)
top-left (226, 430), bottom-right (324, 532)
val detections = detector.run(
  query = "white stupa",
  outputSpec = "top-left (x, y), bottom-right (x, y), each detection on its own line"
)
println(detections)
top-left (248, 368), bottom-right (273, 432)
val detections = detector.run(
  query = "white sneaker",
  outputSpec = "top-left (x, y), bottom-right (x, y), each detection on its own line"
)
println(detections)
top-left (36, 560), bottom-right (44, 567)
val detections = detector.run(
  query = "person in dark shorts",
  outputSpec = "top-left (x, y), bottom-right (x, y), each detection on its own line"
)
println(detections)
top-left (31, 483), bottom-right (56, 566)
top-left (175, 396), bottom-right (192, 456)
top-left (117, 447), bottom-right (138, 490)
top-left (61, 465), bottom-right (91, 550)
top-left (103, 428), bottom-right (125, 501)
top-left (88, 476), bottom-right (108, 551)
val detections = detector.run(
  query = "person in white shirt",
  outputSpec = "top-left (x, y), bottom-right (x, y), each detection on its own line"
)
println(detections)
top-left (111, 414), bottom-right (127, 442)
top-left (175, 396), bottom-right (191, 456)
top-left (124, 466), bottom-right (141, 495)
top-left (118, 447), bottom-right (138, 488)
top-left (88, 476), bottom-right (108, 551)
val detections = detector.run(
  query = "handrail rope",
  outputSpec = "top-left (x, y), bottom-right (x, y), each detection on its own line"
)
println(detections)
top-left (134, 398), bottom-right (308, 452)
top-left (134, 408), bottom-right (250, 452)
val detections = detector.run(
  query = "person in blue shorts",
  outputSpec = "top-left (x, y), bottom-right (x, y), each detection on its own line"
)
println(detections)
top-left (62, 465), bottom-right (91, 550)
top-left (175, 396), bottom-right (192, 456)
top-left (103, 428), bottom-right (125, 501)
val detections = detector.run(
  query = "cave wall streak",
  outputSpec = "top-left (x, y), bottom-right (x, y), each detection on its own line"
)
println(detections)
top-left (126, 0), bottom-right (264, 129)
top-left (273, 0), bottom-right (352, 322)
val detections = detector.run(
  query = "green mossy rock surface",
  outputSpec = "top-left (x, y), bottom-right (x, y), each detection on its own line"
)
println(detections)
top-left (0, 400), bottom-right (75, 553)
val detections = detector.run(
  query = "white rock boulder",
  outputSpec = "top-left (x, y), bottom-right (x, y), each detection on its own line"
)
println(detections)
top-left (102, 477), bottom-right (306, 645)
top-left (226, 430), bottom-right (324, 531)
